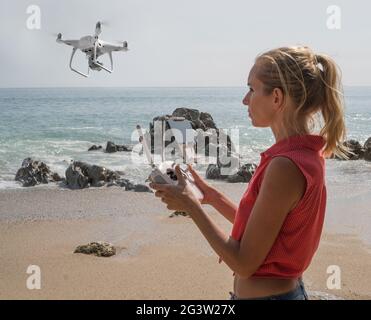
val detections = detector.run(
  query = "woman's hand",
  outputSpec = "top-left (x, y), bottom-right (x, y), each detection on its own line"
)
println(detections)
top-left (187, 164), bottom-right (216, 205)
top-left (149, 165), bottom-right (202, 213)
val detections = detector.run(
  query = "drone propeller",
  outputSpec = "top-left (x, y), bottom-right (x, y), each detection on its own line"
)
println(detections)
top-left (99, 20), bottom-right (111, 27)
top-left (51, 32), bottom-right (62, 42)
top-left (95, 20), bottom-right (113, 37)
top-left (95, 22), bottom-right (102, 37)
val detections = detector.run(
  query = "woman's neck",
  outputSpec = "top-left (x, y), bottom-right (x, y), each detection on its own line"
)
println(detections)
top-left (271, 126), bottom-right (310, 143)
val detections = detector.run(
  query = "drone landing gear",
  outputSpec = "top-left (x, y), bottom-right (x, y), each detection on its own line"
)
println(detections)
top-left (69, 48), bottom-right (90, 78)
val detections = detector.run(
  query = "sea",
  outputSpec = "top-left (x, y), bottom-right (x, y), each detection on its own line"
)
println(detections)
top-left (0, 87), bottom-right (370, 240)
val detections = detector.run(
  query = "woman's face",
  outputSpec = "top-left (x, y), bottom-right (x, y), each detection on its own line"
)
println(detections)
top-left (242, 63), bottom-right (279, 128)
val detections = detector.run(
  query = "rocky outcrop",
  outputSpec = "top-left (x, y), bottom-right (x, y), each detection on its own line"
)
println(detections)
top-left (15, 158), bottom-right (152, 191)
top-left (89, 142), bottom-right (132, 153)
top-left (226, 163), bottom-right (257, 183)
top-left (65, 161), bottom-right (152, 192)
top-left (173, 108), bottom-right (235, 154)
top-left (65, 161), bottom-right (120, 189)
top-left (107, 178), bottom-right (152, 192)
top-left (15, 158), bottom-right (63, 187)
top-left (65, 162), bottom-right (90, 189)
top-left (343, 140), bottom-right (364, 160)
top-left (133, 184), bottom-right (152, 192)
top-left (148, 108), bottom-right (239, 174)
top-left (88, 145), bottom-right (102, 151)
top-left (105, 141), bottom-right (132, 153)
top-left (206, 163), bottom-right (257, 183)
top-left (364, 137), bottom-right (371, 161)
top-left (205, 164), bottom-right (224, 180)
top-left (74, 242), bottom-right (116, 257)
top-left (172, 108), bottom-right (218, 130)
top-left (333, 138), bottom-right (371, 161)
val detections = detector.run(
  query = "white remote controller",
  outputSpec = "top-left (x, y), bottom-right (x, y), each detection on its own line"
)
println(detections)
top-left (149, 161), bottom-right (204, 201)
top-left (136, 125), bottom-right (204, 201)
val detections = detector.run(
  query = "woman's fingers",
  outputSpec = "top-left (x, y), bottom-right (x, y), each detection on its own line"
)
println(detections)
top-left (161, 197), bottom-right (174, 209)
top-left (188, 164), bottom-right (203, 182)
top-left (149, 182), bottom-right (172, 191)
top-left (174, 165), bottom-right (187, 186)
top-left (188, 164), bottom-right (208, 188)
top-left (167, 204), bottom-right (176, 211)
top-left (155, 190), bottom-right (164, 198)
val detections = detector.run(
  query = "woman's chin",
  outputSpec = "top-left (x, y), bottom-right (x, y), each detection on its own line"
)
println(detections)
top-left (249, 118), bottom-right (265, 128)
top-left (249, 116), bottom-right (256, 125)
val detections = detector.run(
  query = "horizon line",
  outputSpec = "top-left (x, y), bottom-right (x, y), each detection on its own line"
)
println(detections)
top-left (1, 84), bottom-right (371, 90)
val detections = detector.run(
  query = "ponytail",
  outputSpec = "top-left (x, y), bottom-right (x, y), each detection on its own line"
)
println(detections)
top-left (315, 54), bottom-right (351, 159)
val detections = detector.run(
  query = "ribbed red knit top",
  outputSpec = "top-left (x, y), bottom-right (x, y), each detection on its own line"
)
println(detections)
top-left (231, 134), bottom-right (327, 278)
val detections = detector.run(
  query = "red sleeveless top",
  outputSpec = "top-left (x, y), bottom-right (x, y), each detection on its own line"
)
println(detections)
top-left (231, 134), bottom-right (327, 278)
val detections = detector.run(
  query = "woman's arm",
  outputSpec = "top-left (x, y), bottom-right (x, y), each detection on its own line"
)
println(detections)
top-left (183, 157), bottom-right (306, 277)
top-left (207, 188), bottom-right (237, 224)
top-left (187, 165), bottom-right (237, 223)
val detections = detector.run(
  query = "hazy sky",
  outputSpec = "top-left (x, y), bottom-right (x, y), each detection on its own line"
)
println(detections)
top-left (1, 0), bottom-right (371, 87)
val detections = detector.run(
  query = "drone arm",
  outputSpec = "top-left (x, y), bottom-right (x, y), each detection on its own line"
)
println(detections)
top-left (94, 41), bottom-right (98, 62)
top-left (69, 48), bottom-right (89, 78)
top-left (58, 39), bottom-right (80, 47)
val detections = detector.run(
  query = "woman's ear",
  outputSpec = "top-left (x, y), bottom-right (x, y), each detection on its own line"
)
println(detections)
top-left (272, 87), bottom-right (285, 110)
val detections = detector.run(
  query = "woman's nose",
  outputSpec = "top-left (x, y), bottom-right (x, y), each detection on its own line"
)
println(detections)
top-left (242, 93), bottom-right (250, 106)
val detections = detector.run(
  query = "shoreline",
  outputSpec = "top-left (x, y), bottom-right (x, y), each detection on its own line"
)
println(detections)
top-left (1, 186), bottom-right (371, 299)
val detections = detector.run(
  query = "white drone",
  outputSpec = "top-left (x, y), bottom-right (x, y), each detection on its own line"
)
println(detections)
top-left (56, 21), bottom-right (128, 77)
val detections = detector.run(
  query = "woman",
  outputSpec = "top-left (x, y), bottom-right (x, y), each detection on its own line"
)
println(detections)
top-left (150, 46), bottom-right (350, 300)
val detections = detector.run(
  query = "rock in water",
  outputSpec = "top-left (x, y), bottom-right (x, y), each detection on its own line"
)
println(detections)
top-left (106, 141), bottom-right (118, 153)
top-left (74, 242), bottom-right (116, 257)
top-left (88, 145), bottom-right (102, 151)
top-left (364, 137), bottom-right (371, 161)
top-left (226, 163), bottom-right (257, 183)
top-left (206, 163), bottom-right (257, 183)
top-left (206, 164), bottom-right (222, 180)
top-left (171, 108), bottom-right (218, 130)
top-left (337, 140), bottom-right (365, 160)
top-left (65, 161), bottom-right (119, 189)
top-left (15, 158), bottom-right (61, 187)
top-left (105, 141), bottom-right (132, 153)
top-left (134, 184), bottom-right (152, 192)
top-left (51, 172), bottom-right (63, 182)
top-left (65, 163), bottom-right (90, 189)
top-left (64, 161), bottom-right (152, 192)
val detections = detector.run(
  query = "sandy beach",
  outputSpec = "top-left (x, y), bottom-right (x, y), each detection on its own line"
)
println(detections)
top-left (0, 182), bottom-right (371, 300)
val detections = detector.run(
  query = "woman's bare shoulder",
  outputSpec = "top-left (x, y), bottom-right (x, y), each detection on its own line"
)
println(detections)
top-left (262, 156), bottom-right (307, 209)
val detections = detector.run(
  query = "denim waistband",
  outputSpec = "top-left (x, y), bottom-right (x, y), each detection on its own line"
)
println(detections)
top-left (229, 278), bottom-right (309, 300)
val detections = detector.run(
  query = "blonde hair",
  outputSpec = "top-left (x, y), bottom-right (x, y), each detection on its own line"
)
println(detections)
top-left (255, 46), bottom-right (351, 159)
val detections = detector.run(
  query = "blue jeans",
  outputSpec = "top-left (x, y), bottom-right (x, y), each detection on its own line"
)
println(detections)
top-left (229, 278), bottom-right (309, 300)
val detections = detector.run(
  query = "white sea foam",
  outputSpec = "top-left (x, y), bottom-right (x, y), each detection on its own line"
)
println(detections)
top-left (0, 180), bottom-right (23, 189)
